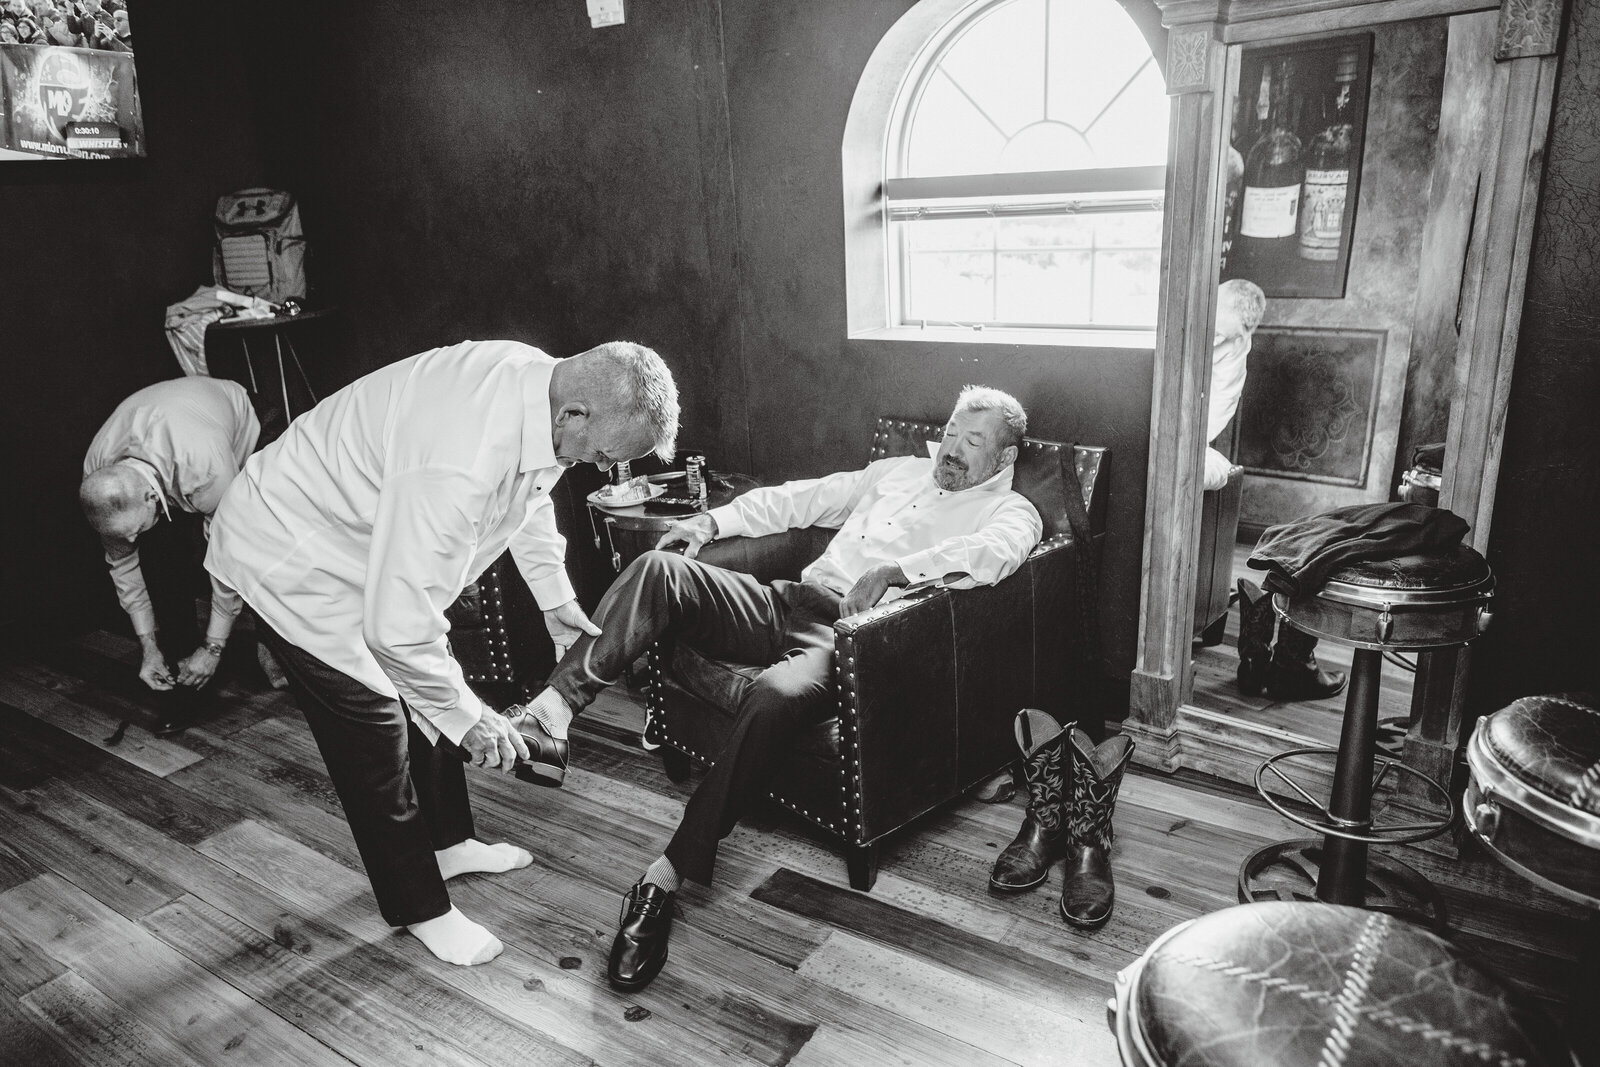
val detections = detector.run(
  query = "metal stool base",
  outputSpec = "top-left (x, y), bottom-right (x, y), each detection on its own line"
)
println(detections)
top-left (1239, 838), bottom-right (1449, 932)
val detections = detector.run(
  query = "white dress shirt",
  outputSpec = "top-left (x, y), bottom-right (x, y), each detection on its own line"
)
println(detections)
top-left (206, 340), bottom-right (577, 745)
top-left (83, 376), bottom-right (259, 638)
top-left (709, 455), bottom-right (1042, 601)
top-left (1204, 330), bottom-right (1252, 491)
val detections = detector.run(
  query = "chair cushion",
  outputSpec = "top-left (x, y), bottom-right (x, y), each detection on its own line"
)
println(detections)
top-left (1482, 693), bottom-right (1600, 817)
top-left (1130, 902), bottom-right (1568, 1067)
top-left (1324, 543), bottom-right (1492, 592)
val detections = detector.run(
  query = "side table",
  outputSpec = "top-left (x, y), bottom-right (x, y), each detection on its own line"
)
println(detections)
top-left (586, 470), bottom-right (760, 575)
top-left (205, 308), bottom-right (335, 437)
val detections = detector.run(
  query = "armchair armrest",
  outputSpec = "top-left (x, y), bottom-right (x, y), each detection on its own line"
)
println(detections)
top-left (833, 587), bottom-right (959, 843)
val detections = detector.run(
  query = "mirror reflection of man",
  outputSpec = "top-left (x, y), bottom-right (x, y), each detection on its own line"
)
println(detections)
top-left (80, 376), bottom-right (260, 734)
top-left (1203, 279), bottom-right (1264, 490)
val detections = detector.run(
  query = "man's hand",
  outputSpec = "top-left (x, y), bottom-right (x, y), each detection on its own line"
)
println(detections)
top-left (655, 513), bottom-right (718, 559)
top-left (544, 599), bottom-right (602, 661)
top-left (459, 710), bottom-right (531, 771)
top-left (175, 646), bottom-right (222, 688)
top-left (841, 562), bottom-right (908, 617)
top-left (138, 647), bottom-right (174, 691)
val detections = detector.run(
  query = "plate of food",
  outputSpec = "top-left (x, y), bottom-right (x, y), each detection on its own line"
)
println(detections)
top-left (588, 476), bottom-right (667, 510)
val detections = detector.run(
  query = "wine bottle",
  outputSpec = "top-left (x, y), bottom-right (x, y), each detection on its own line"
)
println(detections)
top-left (1298, 48), bottom-right (1359, 262)
top-left (1235, 58), bottom-right (1304, 281)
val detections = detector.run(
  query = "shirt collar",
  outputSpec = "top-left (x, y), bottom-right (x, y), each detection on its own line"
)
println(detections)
top-left (119, 457), bottom-right (172, 519)
top-left (520, 356), bottom-right (560, 473)
top-left (929, 458), bottom-right (1015, 495)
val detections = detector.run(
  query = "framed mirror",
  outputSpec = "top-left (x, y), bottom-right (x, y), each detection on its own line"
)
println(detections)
top-left (1124, 0), bottom-right (1566, 821)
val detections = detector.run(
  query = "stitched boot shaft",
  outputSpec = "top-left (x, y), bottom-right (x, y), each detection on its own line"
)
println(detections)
top-left (1267, 622), bottom-right (1348, 700)
top-left (1059, 729), bottom-right (1133, 928)
top-left (989, 709), bottom-right (1072, 893)
top-left (1235, 578), bottom-right (1275, 697)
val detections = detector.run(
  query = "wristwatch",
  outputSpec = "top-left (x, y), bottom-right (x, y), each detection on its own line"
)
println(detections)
top-left (202, 640), bottom-right (226, 657)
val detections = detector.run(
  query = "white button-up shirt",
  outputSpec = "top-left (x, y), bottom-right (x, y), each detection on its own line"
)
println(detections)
top-left (206, 340), bottom-right (576, 744)
top-left (1204, 330), bottom-right (1252, 490)
top-left (84, 376), bottom-right (259, 637)
top-left (709, 455), bottom-right (1042, 600)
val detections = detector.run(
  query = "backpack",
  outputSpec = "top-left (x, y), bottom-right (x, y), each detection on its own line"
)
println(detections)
top-left (212, 188), bottom-right (307, 304)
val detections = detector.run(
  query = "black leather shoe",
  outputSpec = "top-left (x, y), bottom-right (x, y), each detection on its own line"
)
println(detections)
top-left (505, 708), bottom-right (570, 787)
top-left (152, 715), bottom-right (194, 738)
top-left (608, 881), bottom-right (674, 991)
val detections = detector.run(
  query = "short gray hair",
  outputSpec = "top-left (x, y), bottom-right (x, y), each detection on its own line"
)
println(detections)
top-left (579, 341), bottom-right (680, 462)
top-left (1218, 279), bottom-right (1266, 335)
top-left (79, 465), bottom-right (140, 532)
top-left (955, 385), bottom-right (1027, 452)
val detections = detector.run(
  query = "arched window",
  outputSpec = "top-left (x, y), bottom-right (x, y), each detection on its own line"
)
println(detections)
top-left (845, 0), bottom-right (1169, 344)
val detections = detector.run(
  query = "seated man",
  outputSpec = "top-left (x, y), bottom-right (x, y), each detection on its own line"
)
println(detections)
top-left (81, 375), bottom-right (260, 733)
top-left (512, 386), bottom-right (1043, 991)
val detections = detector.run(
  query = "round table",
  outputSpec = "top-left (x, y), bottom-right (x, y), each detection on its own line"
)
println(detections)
top-left (585, 470), bottom-right (760, 575)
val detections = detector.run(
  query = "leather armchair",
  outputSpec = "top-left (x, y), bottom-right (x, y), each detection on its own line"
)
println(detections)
top-left (641, 417), bottom-right (1110, 891)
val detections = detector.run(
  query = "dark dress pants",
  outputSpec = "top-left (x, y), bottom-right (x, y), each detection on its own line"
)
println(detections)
top-left (260, 625), bottom-right (473, 927)
top-left (547, 550), bottom-right (840, 885)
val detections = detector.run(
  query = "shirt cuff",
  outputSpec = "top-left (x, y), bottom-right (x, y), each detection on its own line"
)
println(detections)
top-left (707, 504), bottom-right (745, 539)
top-left (426, 691), bottom-right (486, 748)
top-left (894, 549), bottom-right (944, 586)
top-left (526, 571), bottom-right (578, 612)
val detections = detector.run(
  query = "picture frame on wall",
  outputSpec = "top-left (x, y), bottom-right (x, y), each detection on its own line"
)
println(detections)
top-left (1219, 33), bottom-right (1373, 299)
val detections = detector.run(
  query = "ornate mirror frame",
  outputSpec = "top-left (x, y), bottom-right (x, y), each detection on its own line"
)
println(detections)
top-left (1125, 0), bottom-right (1567, 800)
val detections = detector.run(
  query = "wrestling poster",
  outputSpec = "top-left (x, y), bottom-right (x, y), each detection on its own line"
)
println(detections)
top-left (1, 43), bottom-right (144, 159)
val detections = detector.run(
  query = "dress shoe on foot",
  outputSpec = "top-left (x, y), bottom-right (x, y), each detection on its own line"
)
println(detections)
top-left (608, 881), bottom-right (674, 991)
top-left (504, 708), bottom-right (570, 787)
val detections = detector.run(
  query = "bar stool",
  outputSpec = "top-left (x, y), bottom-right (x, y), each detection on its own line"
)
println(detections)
top-left (1108, 901), bottom-right (1573, 1067)
top-left (1239, 544), bottom-right (1494, 929)
top-left (1464, 693), bottom-right (1600, 1064)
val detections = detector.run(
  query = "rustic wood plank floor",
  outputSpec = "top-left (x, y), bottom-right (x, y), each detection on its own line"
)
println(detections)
top-left (1, 631), bottom-right (1587, 1066)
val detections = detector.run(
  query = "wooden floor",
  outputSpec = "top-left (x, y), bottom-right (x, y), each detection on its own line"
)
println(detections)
top-left (1190, 544), bottom-right (1416, 751)
top-left (0, 631), bottom-right (1589, 1067)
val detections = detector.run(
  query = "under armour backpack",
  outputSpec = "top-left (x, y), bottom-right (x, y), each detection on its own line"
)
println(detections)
top-left (212, 188), bottom-right (307, 304)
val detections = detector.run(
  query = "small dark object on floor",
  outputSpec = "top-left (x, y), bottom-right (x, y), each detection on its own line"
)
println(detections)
top-left (103, 718), bottom-right (130, 745)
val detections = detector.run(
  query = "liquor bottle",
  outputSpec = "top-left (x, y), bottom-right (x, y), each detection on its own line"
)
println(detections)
top-left (1219, 144), bottom-right (1244, 275)
top-left (1297, 48), bottom-right (1359, 262)
top-left (1235, 58), bottom-right (1304, 281)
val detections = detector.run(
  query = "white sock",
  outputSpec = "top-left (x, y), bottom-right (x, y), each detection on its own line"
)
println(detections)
top-left (642, 855), bottom-right (681, 894)
top-left (524, 687), bottom-right (574, 740)
top-left (435, 839), bottom-right (533, 881)
top-left (406, 905), bottom-right (503, 966)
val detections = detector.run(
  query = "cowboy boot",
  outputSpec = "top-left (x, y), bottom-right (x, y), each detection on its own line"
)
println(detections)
top-left (1235, 578), bottom-right (1275, 697)
top-left (1268, 623), bottom-right (1347, 700)
top-left (1059, 729), bottom-right (1134, 929)
top-left (988, 709), bottom-right (1072, 893)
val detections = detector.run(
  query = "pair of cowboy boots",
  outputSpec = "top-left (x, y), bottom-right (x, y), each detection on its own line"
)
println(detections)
top-left (1235, 578), bottom-right (1348, 701)
top-left (988, 708), bottom-right (1135, 929)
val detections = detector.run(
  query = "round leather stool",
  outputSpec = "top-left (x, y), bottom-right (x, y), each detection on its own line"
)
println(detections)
top-left (1108, 901), bottom-right (1574, 1067)
top-left (1464, 693), bottom-right (1600, 1064)
top-left (1240, 545), bottom-right (1494, 928)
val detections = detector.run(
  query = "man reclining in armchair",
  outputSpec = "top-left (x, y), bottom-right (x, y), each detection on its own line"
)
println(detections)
top-left (506, 385), bottom-right (1043, 991)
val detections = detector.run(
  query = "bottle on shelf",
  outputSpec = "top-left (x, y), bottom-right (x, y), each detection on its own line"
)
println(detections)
top-left (1297, 47), bottom-right (1360, 262)
top-left (1234, 57), bottom-right (1304, 282)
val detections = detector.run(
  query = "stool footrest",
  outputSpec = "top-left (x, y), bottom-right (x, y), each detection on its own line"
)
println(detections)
top-left (1255, 746), bottom-right (1454, 845)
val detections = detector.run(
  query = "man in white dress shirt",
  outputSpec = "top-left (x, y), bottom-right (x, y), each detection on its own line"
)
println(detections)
top-left (1202, 279), bottom-right (1265, 490)
top-left (513, 385), bottom-right (1042, 991)
top-left (206, 339), bottom-right (678, 967)
top-left (81, 376), bottom-right (260, 732)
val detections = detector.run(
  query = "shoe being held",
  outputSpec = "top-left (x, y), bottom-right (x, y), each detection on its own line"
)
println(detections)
top-left (502, 705), bottom-right (570, 787)
top-left (608, 880), bottom-right (675, 991)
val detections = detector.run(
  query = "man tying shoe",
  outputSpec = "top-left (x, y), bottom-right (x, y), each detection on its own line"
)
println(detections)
top-left (81, 375), bottom-right (260, 734)
top-left (207, 338), bottom-right (679, 967)
top-left (507, 385), bottom-right (1042, 991)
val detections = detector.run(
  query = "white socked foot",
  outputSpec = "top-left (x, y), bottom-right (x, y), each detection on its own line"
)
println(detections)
top-left (523, 687), bottom-right (574, 740)
top-left (406, 905), bottom-right (503, 966)
top-left (436, 839), bottom-right (533, 881)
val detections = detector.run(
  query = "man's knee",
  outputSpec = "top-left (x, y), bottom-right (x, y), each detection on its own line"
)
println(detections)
top-left (617, 549), bottom-right (692, 590)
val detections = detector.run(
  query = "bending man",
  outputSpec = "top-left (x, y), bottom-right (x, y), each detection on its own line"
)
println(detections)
top-left (206, 339), bottom-right (679, 967)
top-left (514, 385), bottom-right (1042, 991)
top-left (81, 376), bottom-right (260, 734)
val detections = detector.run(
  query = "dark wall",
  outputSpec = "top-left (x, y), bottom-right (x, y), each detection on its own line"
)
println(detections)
top-left (1475, 0), bottom-right (1600, 712)
top-left (245, 0), bottom-right (1153, 677)
top-left (0, 1), bottom-right (267, 637)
